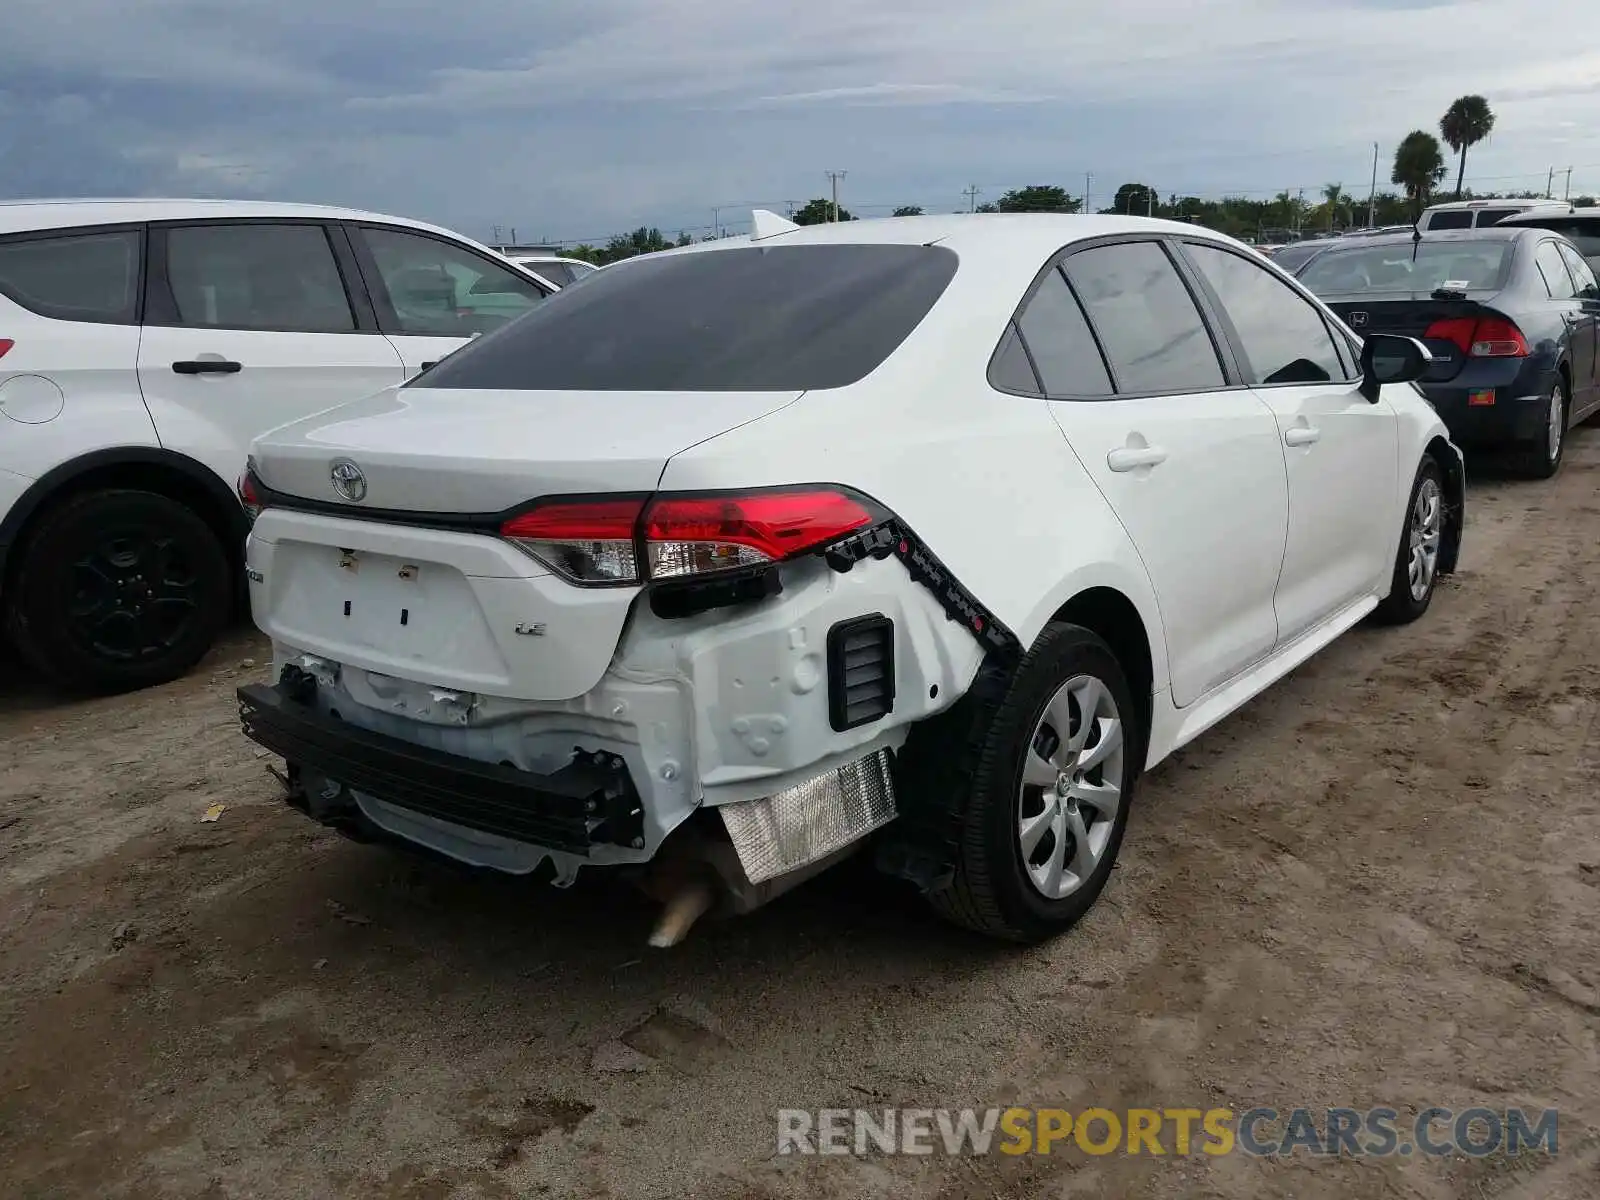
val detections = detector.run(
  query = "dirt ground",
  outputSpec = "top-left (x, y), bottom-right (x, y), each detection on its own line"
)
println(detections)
top-left (3, 436), bottom-right (1599, 1200)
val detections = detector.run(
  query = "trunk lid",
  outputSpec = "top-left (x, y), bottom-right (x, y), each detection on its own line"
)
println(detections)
top-left (250, 384), bottom-right (805, 514)
top-left (246, 384), bottom-right (803, 701)
top-left (1321, 293), bottom-right (1503, 382)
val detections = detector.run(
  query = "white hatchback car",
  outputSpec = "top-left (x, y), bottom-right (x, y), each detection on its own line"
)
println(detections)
top-left (0, 199), bottom-right (556, 693)
top-left (237, 211), bottom-right (1465, 944)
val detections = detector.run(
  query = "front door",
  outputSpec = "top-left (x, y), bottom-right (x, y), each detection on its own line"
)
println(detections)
top-left (1555, 242), bottom-right (1600, 419)
top-left (1031, 239), bottom-right (1289, 707)
top-left (1178, 240), bottom-right (1398, 641)
top-left (344, 223), bottom-right (552, 377)
top-left (137, 220), bottom-right (406, 490)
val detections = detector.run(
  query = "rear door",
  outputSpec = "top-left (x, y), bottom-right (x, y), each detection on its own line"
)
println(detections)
top-left (1553, 242), bottom-right (1600, 418)
top-left (1180, 240), bottom-right (1398, 640)
top-left (136, 220), bottom-right (406, 489)
top-left (345, 223), bottom-right (553, 376)
top-left (1034, 238), bottom-right (1289, 707)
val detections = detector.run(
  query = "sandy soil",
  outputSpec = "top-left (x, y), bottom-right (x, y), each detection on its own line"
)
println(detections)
top-left (3, 434), bottom-right (1598, 1200)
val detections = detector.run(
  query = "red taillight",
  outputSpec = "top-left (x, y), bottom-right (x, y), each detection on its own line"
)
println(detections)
top-left (501, 498), bottom-right (645, 584)
top-left (0, 339), bottom-right (13, 360)
top-left (1465, 316), bottom-right (1528, 358)
top-left (643, 490), bottom-right (873, 580)
top-left (1423, 315), bottom-right (1528, 358)
top-left (237, 467), bottom-right (263, 520)
top-left (498, 489), bottom-right (875, 585)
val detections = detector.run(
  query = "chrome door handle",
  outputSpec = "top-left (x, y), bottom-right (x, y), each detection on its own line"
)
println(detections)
top-left (1106, 445), bottom-right (1169, 472)
top-left (1284, 425), bottom-right (1322, 447)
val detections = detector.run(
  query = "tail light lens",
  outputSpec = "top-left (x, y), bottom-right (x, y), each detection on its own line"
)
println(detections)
top-left (237, 462), bottom-right (263, 521)
top-left (501, 498), bottom-right (644, 584)
top-left (499, 489), bottom-right (875, 586)
top-left (644, 491), bottom-right (873, 580)
top-left (0, 339), bottom-right (13, 360)
top-left (1423, 315), bottom-right (1528, 358)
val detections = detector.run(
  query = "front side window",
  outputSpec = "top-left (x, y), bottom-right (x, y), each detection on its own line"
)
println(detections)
top-left (1185, 243), bottom-right (1348, 385)
top-left (0, 229), bottom-right (140, 323)
top-left (164, 223), bottom-right (354, 332)
top-left (361, 227), bottom-right (547, 337)
top-left (1557, 243), bottom-right (1599, 297)
top-left (1012, 266), bottom-right (1113, 396)
top-left (1061, 241), bottom-right (1225, 394)
top-left (1535, 241), bottom-right (1579, 299)
top-left (419, 243), bottom-right (958, 391)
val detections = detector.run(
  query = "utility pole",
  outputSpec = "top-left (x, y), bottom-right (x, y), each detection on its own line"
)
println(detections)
top-left (492, 225), bottom-right (503, 245)
top-left (1147, 186), bottom-right (1155, 217)
top-left (1547, 167), bottom-right (1555, 199)
top-left (1564, 167), bottom-right (1574, 200)
top-left (1368, 141), bottom-right (1379, 228)
top-left (1084, 173), bottom-right (1092, 214)
top-left (826, 170), bottom-right (847, 222)
top-left (962, 184), bottom-right (981, 212)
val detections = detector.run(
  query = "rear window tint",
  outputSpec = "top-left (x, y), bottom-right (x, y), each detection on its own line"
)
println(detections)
top-left (1425, 211), bottom-right (1474, 230)
top-left (0, 229), bottom-right (140, 323)
top-left (1473, 209), bottom-right (1520, 227)
top-left (1297, 240), bottom-right (1512, 295)
top-left (420, 244), bottom-right (958, 392)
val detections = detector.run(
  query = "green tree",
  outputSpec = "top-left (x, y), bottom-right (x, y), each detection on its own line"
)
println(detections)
top-left (1439, 95), bottom-right (1495, 200)
top-left (565, 244), bottom-right (601, 264)
top-left (598, 227), bottom-right (672, 265)
top-left (1321, 182), bottom-right (1347, 230)
top-left (892, 205), bottom-right (924, 216)
top-left (974, 201), bottom-right (998, 213)
top-left (1574, 195), bottom-right (1597, 209)
top-left (793, 197), bottom-right (854, 224)
top-left (1108, 183), bottom-right (1159, 215)
top-left (995, 185), bottom-right (1079, 213)
top-left (1391, 131), bottom-right (1447, 216)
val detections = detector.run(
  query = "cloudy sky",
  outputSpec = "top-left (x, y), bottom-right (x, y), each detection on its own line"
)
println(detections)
top-left (2, 0), bottom-right (1596, 246)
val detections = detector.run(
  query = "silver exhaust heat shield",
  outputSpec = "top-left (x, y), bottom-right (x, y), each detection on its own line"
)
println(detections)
top-left (719, 751), bottom-right (897, 885)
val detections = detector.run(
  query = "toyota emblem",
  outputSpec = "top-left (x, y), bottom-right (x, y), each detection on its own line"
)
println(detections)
top-left (329, 459), bottom-right (367, 503)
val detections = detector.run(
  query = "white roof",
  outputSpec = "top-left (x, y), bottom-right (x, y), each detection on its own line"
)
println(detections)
top-left (651, 211), bottom-right (1249, 265)
top-left (0, 197), bottom-right (477, 244)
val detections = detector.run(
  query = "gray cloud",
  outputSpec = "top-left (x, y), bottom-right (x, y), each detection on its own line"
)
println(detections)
top-left (0, 0), bottom-right (1596, 242)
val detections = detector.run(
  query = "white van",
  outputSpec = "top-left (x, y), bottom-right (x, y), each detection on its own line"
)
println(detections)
top-left (1418, 197), bottom-right (1572, 232)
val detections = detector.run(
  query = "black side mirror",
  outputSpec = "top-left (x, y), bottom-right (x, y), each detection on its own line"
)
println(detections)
top-left (1359, 333), bottom-right (1432, 402)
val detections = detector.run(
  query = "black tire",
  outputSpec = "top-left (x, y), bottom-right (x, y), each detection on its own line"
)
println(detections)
top-left (4, 488), bottom-right (229, 694)
top-left (1372, 454), bottom-right (1445, 626)
top-left (1515, 376), bottom-right (1568, 480)
top-left (929, 623), bottom-right (1141, 942)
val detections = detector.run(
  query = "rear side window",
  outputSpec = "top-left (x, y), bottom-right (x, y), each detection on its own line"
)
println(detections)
top-left (164, 223), bottom-right (355, 332)
top-left (1061, 241), bottom-right (1225, 394)
top-left (420, 244), bottom-right (959, 392)
top-left (1522, 220), bottom-right (1600, 258)
top-left (1185, 243), bottom-right (1349, 385)
top-left (1474, 209), bottom-right (1520, 227)
top-left (1425, 211), bottom-right (1473, 230)
top-left (0, 229), bottom-right (140, 323)
top-left (990, 324), bottom-right (1041, 393)
top-left (1535, 241), bottom-right (1579, 299)
top-left (1012, 267), bottom-right (1113, 396)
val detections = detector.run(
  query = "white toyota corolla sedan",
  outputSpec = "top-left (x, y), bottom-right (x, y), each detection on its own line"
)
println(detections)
top-left (236, 211), bottom-right (1464, 945)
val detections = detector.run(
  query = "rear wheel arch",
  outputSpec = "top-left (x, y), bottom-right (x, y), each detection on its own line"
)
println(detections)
top-left (1046, 587), bottom-right (1155, 742)
top-left (1, 448), bottom-right (248, 608)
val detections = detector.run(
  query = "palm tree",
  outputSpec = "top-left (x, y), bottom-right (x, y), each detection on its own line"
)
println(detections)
top-left (1322, 182), bottom-right (1345, 230)
top-left (1439, 95), bottom-right (1495, 199)
top-left (1392, 131), bottom-right (1447, 217)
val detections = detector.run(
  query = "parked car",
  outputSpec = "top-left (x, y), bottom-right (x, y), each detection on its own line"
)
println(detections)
top-left (0, 199), bottom-right (558, 693)
top-left (1417, 197), bottom-right (1571, 233)
top-left (1268, 237), bottom-right (1344, 272)
top-left (511, 255), bottom-right (599, 286)
top-left (1496, 207), bottom-right (1600, 274)
top-left (236, 211), bottom-right (1462, 946)
top-left (1292, 226), bottom-right (1600, 477)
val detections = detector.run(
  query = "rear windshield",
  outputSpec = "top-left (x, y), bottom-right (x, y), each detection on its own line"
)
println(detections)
top-left (1296, 240), bottom-right (1513, 295)
top-left (418, 244), bottom-right (959, 392)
